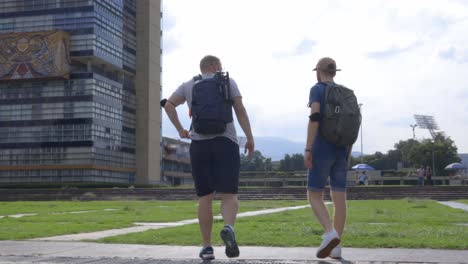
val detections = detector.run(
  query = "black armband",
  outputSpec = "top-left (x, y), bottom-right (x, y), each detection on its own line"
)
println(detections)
top-left (309, 112), bottom-right (321, 122)
top-left (160, 99), bottom-right (176, 108)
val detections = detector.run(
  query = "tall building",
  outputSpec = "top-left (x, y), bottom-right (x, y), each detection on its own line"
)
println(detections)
top-left (0, 0), bottom-right (162, 185)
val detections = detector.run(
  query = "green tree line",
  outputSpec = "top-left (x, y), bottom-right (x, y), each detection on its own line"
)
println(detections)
top-left (241, 134), bottom-right (460, 175)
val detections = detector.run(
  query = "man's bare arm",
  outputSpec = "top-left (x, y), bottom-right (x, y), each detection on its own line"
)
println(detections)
top-left (164, 94), bottom-right (189, 138)
top-left (232, 96), bottom-right (254, 157)
top-left (305, 102), bottom-right (320, 169)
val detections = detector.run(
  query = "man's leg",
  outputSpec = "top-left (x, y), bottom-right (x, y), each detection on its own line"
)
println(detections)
top-left (308, 190), bottom-right (340, 258)
top-left (220, 193), bottom-right (239, 226)
top-left (198, 193), bottom-right (214, 247)
top-left (213, 137), bottom-right (241, 258)
top-left (330, 190), bottom-right (347, 237)
top-left (219, 193), bottom-right (240, 258)
top-left (328, 190), bottom-right (346, 260)
top-left (307, 190), bottom-right (332, 232)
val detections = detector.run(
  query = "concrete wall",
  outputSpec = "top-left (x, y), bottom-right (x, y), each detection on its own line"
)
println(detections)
top-left (135, 0), bottom-right (162, 185)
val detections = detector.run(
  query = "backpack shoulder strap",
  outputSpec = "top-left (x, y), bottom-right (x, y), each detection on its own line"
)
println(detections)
top-left (321, 82), bottom-right (334, 104)
top-left (193, 74), bottom-right (202, 82)
top-left (226, 72), bottom-right (231, 100)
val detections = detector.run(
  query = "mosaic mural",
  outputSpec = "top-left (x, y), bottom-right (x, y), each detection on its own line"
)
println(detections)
top-left (0, 31), bottom-right (70, 81)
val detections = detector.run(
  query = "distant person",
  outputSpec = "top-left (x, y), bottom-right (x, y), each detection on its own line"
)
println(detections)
top-left (358, 171), bottom-right (367, 185)
top-left (425, 166), bottom-right (433, 185)
top-left (417, 165), bottom-right (425, 186)
top-left (304, 57), bottom-right (361, 260)
top-left (163, 55), bottom-right (255, 260)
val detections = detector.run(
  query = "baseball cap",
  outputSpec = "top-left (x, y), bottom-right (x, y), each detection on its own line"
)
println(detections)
top-left (313, 57), bottom-right (341, 72)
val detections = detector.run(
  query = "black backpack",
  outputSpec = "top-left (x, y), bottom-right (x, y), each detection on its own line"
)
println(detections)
top-left (191, 72), bottom-right (233, 134)
top-left (320, 82), bottom-right (361, 147)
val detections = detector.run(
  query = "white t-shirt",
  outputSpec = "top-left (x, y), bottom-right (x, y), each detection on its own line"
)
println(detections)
top-left (172, 73), bottom-right (241, 144)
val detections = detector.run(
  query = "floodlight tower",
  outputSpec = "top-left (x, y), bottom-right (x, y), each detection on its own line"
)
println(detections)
top-left (410, 124), bottom-right (418, 139)
top-left (413, 115), bottom-right (442, 140)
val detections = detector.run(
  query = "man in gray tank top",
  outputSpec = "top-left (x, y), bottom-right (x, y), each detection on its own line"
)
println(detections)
top-left (163, 55), bottom-right (254, 260)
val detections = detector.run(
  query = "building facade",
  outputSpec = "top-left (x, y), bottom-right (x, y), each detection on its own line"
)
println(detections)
top-left (161, 137), bottom-right (192, 186)
top-left (0, 0), bottom-right (162, 185)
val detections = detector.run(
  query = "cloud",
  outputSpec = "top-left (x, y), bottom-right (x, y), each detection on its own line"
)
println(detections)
top-left (383, 117), bottom-right (418, 128)
top-left (439, 47), bottom-right (456, 60)
top-left (293, 38), bottom-right (316, 55)
top-left (273, 38), bottom-right (316, 58)
top-left (162, 5), bottom-right (176, 31)
top-left (162, 4), bottom-right (179, 54)
top-left (163, 37), bottom-right (179, 54)
top-left (439, 46), bottom-right (468, 64)
top-left (161, 0), bottom-right (468, 154)
top-left (367, 41), bottom-right (423, 59)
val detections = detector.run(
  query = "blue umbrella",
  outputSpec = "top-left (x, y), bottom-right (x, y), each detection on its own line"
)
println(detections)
top-left (444, 163), bottom-right (466, 170)
top-left (352, 164), bottom-right (375, 170)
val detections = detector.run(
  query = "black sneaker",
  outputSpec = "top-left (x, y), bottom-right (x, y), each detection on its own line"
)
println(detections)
top-left (199, 246), bottom-right (214, 260)
top-left (220, 225), bottom-right (239, 258)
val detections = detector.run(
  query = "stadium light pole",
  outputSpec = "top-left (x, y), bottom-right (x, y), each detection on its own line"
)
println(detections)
top-left (410, 124), bottom-right (418, 140)
top-left (431, 140), bottom-right (436, 177)
top-left (359, 103), bottom-right (363, 164)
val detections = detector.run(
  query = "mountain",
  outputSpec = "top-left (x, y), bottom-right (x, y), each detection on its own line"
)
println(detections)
top-left (253, 137), bottom-right (304, 161)
top-left (253, 137), bottom-right (364, 161)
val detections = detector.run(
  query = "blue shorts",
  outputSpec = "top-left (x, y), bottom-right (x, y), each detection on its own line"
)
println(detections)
top-left (190, 137), bottom-right (240, 197)
top-left (307, 156), bottom-right (348, 192)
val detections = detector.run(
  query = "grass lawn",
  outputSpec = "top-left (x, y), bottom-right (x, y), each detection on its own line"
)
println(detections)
top-left (99, 199), bottom-right (468, 249)
top-left (0, 200), bottom-right (305, 240)
top-left (457, 200), bottom-right (468, 205)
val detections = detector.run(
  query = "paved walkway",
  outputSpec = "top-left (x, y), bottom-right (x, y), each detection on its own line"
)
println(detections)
top-left (33, 205), bottom-right (311, 241)
top-left (438, 201), bottom-right (468, 211)
top-left (33, 202), bottom-right (468, 242)
top-left (1, 241), bottom-right (468, 263)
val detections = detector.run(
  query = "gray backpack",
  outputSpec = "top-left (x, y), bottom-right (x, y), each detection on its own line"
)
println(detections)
top-left (320, 83), bottom-right (361, 147)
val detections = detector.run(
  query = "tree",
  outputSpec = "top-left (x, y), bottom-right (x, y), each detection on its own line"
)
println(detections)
top-left (240, 150), bottom-right (270, 171)
top-left (279, 154), bottom-right (291, 171)
top-left (265, 158), bottom-right (272, 171)
top-left (408, 135), bottom-right (460, 175)
top-left (350, 135), bottom-right (460, 175)
top-left (394, 139), bottom-right (419, 168)
top-left (279, 153), bottom-right (305, 171)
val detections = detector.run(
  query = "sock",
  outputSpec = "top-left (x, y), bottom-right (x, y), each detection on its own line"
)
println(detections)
top-left (225, 224), bottom-right (234, 232)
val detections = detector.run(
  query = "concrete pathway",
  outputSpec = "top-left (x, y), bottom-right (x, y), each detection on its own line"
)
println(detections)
top-left (438, 201), bottom-right (468, 211)
top-left (1, 241), bottom-right (467, 263)
top-left (0, 209), bottom-right (119, 220)
top-left (34, 205), bottom-right (311, 241)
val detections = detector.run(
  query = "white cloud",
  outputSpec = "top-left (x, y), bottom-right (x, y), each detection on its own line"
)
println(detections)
top-left (161, 0), bottom-right (468, 154)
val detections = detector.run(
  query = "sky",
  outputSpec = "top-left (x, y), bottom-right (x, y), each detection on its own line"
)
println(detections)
top-left (160, 0), bottom-right (468, 155)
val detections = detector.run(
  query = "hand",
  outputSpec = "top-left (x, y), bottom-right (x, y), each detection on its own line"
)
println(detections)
top-left (244, 139), bottom-right (255, 159)
top-left (304, 151), bottom-right (313, 169)
top-left (178, 129), bottom-right (190, 139)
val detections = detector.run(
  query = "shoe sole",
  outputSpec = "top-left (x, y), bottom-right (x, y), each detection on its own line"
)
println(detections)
top-left (220, 229), bottom-right (239, 258)
top-left (200, 253), bottom-right (214, 260)
top-left (316, 238), bottom-right (340, 259)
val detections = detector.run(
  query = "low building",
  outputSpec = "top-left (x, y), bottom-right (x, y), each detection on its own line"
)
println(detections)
top-left (161, 137), bottom-right (192, 186)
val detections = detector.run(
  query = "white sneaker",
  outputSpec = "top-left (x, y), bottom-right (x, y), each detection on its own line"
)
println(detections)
top-left (329, 245), bottom-right (342, 259)
top-left (316, 229), bottom-right (340, 259)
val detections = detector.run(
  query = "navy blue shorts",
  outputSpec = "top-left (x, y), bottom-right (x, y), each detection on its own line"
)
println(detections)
top-left (190, 137), bottom-right (240, 197)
